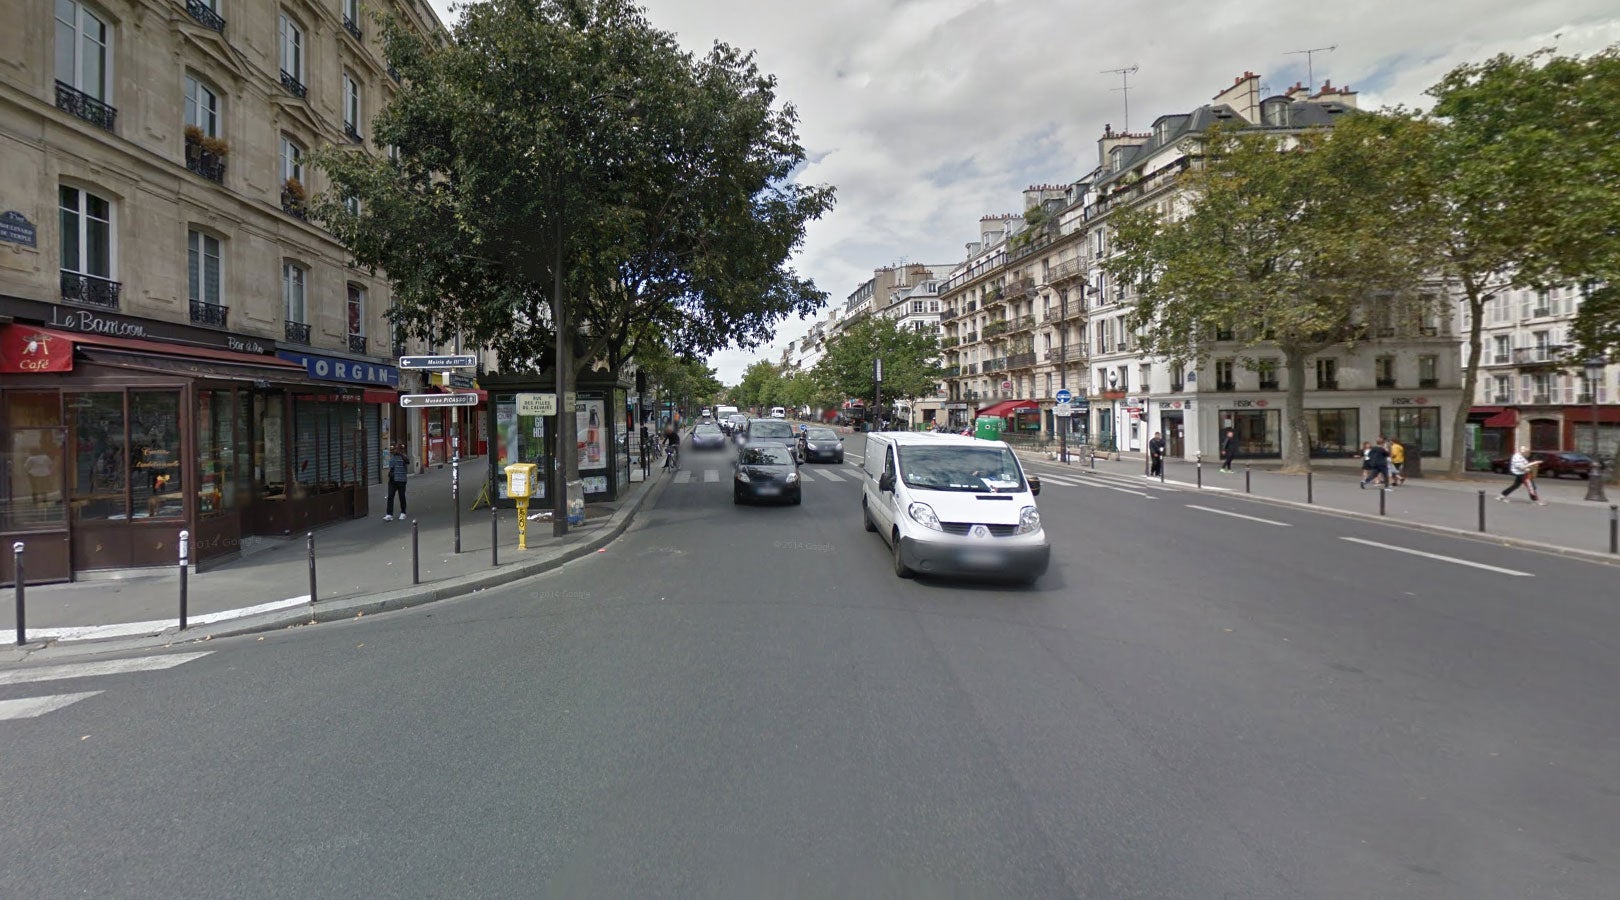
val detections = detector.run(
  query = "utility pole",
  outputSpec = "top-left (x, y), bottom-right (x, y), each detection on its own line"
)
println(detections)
top-left (1283, 45), bottom-right (1336, 92)
top-left (552, 215), bottom-right (571, 537)
top-left (1100, 65), bottom-right (1140, 132)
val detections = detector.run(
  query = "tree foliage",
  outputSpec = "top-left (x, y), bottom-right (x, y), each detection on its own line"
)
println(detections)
top-left (1106, 118), bottom-right (1433, 470)
top-left (813, 315), bottom-right (943, 407)
top-left (313, 0), bottom-right (833, 375)
top-left (731, 360), bottom-right (783, 409)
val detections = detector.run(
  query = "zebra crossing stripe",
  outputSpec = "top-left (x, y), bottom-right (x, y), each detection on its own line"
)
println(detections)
top-left (0, 692), bottom-right (103, 721)
top-left (0, 651), bottom-right (214, 687)
top-left (812, 468), bottom-right (846, 482)
top-left (674, 470), bottom-right (692, 484)
top-left (703, 469), bottom-right (719, 483)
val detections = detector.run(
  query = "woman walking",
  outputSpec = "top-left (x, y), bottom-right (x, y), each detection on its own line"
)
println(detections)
top-left (1498, 446), bottom-right (1544, 504)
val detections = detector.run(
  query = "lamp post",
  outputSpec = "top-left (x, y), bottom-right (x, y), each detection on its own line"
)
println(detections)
top-left (1107, 369), bottom-right (1119, 455)
top-left (1585, 356), bottom-right (1608, 502)
top-left (1059, 288), bottom-right (1068, 463)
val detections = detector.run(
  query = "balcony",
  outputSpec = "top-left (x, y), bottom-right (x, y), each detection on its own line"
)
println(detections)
top-left (55, 81), bottom-right (117, 132)
top-left (343, 15), bottom-right (362, 41)
top-left (184, 139), bottom-right (226, 183)
top-left (186, 0), bottom-right (226, 33)
top-left (189, 300), bottom-right (229, 328)
top-left (1419, 377), bottom-right (1439, 389)
top-left (967, 363), bottom-right (979, 375)
top-left (1170, 380), bottom-right (1185, 392)
top-left (1375, 378), bottom-right (1397, 389)
top-left (1008, 314), bottom-right (1037, 333)
top-left (985, 356), bottom-right (1008, 372)
top-left (347, 334), bottom-right (368, 354)
top-left (1317, 380), bottom-right (1339, 391)
top-left (1215, 381), bottom-right (1235, 392)
top-left (1512, 346), bottom-right (1564, 366)
top-left (345, 122), bottom-right (364, 144)
top-left (1047, 256), bottom-right (1087, 285)
top-left (1259, 379), bottom-right (1280, 391)
top-left (1115, 342), bottom-right (1128, 353)
top-left (1491, 394), bottom-right (1513, 404)
top-left (1007, 352), bottom-right (1038, 369)
top-left (1214, 329), bottom-right (1235, 341)
top-left (940, 308), bottom-right (958, 322)
top-left (940, 336), bottom-right (959, 348)
top-left (1531, 307), bottom-right (1550, 318)
top-left (1577, 392), bottom-right (1595, 404)
top-left (1044, 347), bottom-right (1086, 363)
top-left (392, 341), bottom-right (408, 358)
top-left (1530, 393), bottom-right (1551, 405)
top-left (982, 320), bottom-right (1009, 338)
top-left (284, 320), bottom-right (311, 344)
top-left (940, 366), bottom-right (959, 378)
top-left (60, 271), bottom-right (121, 309)
top-left (281, 187), bottom-right (308, 220)
top-left (280, 70), bottom-right (307, 100)
top-left (388, 65), bottom-right (401, 84)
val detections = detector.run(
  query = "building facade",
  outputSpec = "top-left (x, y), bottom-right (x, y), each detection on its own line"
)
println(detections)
top-left (0, 0), bottom-right (453, 582)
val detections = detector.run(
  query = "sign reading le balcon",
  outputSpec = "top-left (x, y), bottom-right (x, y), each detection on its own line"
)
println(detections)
top-left (398, 354), bottom-right (478, 369)
top-left (399, 392), bottom-right (479, 408)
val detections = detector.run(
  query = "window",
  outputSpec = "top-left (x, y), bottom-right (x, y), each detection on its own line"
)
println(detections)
top-left (1531, 372), bottom-right (1551, 402)
top-left (912, 300), bottom-right (925, 314)
top-left (1215, 359), bottom-right (1235, 391)
top-left (342, 72), bottom-right (362, 139)
top-left (55, 0), bottom-right (110, 100)
top-left (187, 230), bottom-right (222, 307)
top-left (184, 74), bottom-right (220, 137)
top-left (279, 13), bottom-right (304, 81)
top-left (1224, 410), bottom-right (1281, 458)
top-left (1531, 331), bottom-right (1549, 360)
top-left (283, 262), bottom-right (306, 323)
top-left (59, 185), bottom-right (112, 278)
top-left (1492, 375), bottom-right (1511, 403)
top-left (1375, 356), bottom-right (1396, 389)
top-left (344, 194), bottom-right (362, 217)
top-left (1492, 335), bottom-right (1510, 364)
top-left (67, 390), bottom-right (184, 522)
top-left (1256, 358), bottom-right (1278, 390)
top-left (1380, 407), bottom-right (1441, 456)
top-left (280, 135), bottom-right (304, 183)
top-left (1418, 355), bottom-right (1438, 388)
top-left (343, 0), bottom-right (359, 24)
top-left (1304, 409), bottom-right (1359, 457)
top-left (1315, 358), bottom-right (1338, 389)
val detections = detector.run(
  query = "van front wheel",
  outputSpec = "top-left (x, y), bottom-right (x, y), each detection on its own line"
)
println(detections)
top-left (892, 531), bottom-right (914, 579)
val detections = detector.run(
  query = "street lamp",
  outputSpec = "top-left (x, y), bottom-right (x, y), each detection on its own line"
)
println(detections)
top-left (1584, 356), bottom-right (1608, 502)
top-left (1107, 369), bottom-right (1119, 455)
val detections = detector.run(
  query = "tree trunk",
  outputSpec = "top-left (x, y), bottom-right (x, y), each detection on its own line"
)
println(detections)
top-left (1281, 350), bottom-right (1311, 473)
top-left (1448, 281), bottom-right (1488, 477)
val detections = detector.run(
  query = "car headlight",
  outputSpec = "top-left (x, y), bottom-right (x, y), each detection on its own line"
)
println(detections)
top-left (908, 502), bottom-right (942, 531)
top-left (1016, 505), bottom-right (1041, 535)
top-left (736, 470), bottom-right (750, 482)
top-left (786, 472), bottom-right (799, 483)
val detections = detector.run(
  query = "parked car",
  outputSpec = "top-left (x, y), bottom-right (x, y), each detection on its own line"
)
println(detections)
top-left (798, 426), bottom-right (845, 463)
top-left (1488, 450), bottom-right (1595, 479)
top-left (733, 443), bottom-right (801, 505)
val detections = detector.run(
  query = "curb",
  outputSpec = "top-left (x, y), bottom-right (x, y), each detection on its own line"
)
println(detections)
top-left (1056, 464), bottom-right (1620, 568)
top-left (5, 473), bottom-right (674, 663)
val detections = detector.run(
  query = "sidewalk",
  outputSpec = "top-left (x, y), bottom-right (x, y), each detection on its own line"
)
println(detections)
top-left (1023, 450), bottom-right (1620, 560)
top-left (1, 462), bottom-right (664, 648)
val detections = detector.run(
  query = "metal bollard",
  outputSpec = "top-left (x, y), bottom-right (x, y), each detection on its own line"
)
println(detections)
top-left (1159, 462), bottom-right (1165, 484)
top-left (1379, 487), bottom-right (1386, 517)
top-left (1245, 466), bottom-right (1252, 494)
top-left (1090, 448), bottom-right (1096, 470)
top-left (1196, 460), bottom-right (1202, 489)
top-left (411, 519), bottom-right (420, 585)
top-left (1610, 504), bottom-right (1617, 555)
top-left (452, 456), bottom-right (462, 554)
top-left (13, 542), bottom-right (24, 646)
top-left (307, 532), bottom-right (317, 608)
top-left (178, 530), bottom-right (190, 631)
top-left (1478, 490), bottom-right (1487, 533)
top-left (1306, 471), bottom-right (1313, 504)
top-left (491, 504), bottom-right (499, 567)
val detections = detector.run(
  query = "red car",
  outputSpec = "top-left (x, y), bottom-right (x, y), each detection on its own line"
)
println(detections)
top-left (1488, 450), bottom-right (1596, 479)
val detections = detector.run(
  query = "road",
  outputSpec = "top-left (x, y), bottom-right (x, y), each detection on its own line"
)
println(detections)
top-left (2, 433), bottom-right (1617, 899)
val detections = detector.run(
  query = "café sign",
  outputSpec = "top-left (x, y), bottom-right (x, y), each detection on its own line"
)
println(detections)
top-left (0, 296), bottom-right (273, 355)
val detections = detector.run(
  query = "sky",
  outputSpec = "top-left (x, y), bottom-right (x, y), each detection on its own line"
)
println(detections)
top-left (425, 0), bottom-right (1620, 384)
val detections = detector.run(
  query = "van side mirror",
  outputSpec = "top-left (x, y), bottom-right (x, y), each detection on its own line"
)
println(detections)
top-left (1028, 475), bottom-right (1041, 496)
top-left (879, 472), bottom-right (895, 492)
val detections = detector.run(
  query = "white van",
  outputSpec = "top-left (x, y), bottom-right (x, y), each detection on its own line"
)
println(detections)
top-left (861, 432), bottom-right (1049, 583)
top-left (770, 407), bottom-right (786, 419)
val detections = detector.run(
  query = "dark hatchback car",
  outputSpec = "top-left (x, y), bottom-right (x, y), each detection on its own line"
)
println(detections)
top-left (743, 418), bottom-right (801, 461)
top-left (689, 423), bottom-right (728, 451)
top-left (798, 426), bottom-right (845, 463)
top-left (733, 443), bottom-right (801, 505)
top-left (1489, 450), bottom-right (1596, 478)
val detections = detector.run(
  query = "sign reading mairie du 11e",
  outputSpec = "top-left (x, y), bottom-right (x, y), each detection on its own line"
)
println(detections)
top-left (276, 350), bottom-right (400, 387)
top-left (398, 354), bottom-right (478, 369)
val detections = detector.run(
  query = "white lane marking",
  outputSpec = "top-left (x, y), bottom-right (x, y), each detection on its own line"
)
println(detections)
top-left (1103, 485), bottom-right (1154, 497)
top-left (1339, 537), bottom-right (1534, 577)
top-left (814, 468), bottom-right (846, 482)
top-left (1186, 504), bottom-right (1292, 527)
top-left (845, 454), bottom-right (864, 462)
top-left (0, 651), bottom-right (214, 687)
top-left (1037, 475), bottom-right (1089, 487)
top-left (703, 469), bottom-right (719, 483)
top-left (29, 598), bottom-right (310, 643)
top-left (0, 692), bottom-right (103, 721)
top-left (674, 470), bottom-right (691, 484)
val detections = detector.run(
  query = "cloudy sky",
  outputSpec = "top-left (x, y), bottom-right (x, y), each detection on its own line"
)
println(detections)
top-left (427, 0), bottom-right (1620, 383)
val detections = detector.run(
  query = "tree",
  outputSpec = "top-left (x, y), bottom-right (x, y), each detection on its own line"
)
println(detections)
top-left (732, 360), bottom-right (782, 409)
top-left (1420, 48), bottom-right (1620, 474)
top-left (313, 0), bottom-right (833, 375)
top-left (814, 316), bottom-right (943, 411)
top-left (1107, 119), bottom-right (1433, 471)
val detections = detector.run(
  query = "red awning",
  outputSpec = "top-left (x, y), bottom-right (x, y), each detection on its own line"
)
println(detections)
top-left (975, 398), bottom-right (1039, 419)
top-left (1482, 409), bottom-right (1518, 429)
top-left (1, 325), bottom-right (304, 374)
top-left (362, 389), bottom-right (399, 404)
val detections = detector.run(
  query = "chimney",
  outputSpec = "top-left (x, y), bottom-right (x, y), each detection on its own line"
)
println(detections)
top-left (1211, 70), bottom-right (1262, 124)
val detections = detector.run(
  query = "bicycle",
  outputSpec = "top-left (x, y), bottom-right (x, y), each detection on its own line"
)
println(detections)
top-left (663, 435), bottom-right (680, 472)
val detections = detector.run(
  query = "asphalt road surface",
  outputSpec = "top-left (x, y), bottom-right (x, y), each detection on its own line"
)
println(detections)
top-left (2, 434), bottom-right (1616, 899)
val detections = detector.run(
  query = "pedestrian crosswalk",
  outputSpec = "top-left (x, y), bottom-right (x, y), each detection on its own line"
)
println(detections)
top-left (673, 465), bottom-right (858, 485)
top-left (0, 651), bottom-right (212, 722)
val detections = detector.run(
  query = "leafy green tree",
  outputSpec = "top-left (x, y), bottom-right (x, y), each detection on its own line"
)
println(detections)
top-left (732, 360), bottom-right (782, 410)
top-left (313, 0), bottom-right (832, 375)
top-left (813, 316), bottom-right (943, 411)
top-left (1108, 119), bottom-right (1432, 471)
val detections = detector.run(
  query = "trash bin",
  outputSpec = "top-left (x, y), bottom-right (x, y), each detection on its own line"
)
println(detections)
top-left (975, 416), bottom-right (1003, 441)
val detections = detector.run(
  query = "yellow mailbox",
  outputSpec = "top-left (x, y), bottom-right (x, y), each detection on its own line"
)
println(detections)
top-left (504, 463), bottom-right (539, 548)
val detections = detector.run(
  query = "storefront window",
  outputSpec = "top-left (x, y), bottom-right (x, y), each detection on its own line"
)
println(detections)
top-left (197, 390), bottom-right (237, 516)
top-left (1381, 407), bottom-right (1441, 456)
top-left (4, 425), bottom-right (68, 532)
top-left (1223, 409), bottom-right (1281, 458)
top-left (69, 391), bottom-right (127, 521)
top-left (293, 399), bottom-right (359, 494)
top-left (494, 394), bottom-right (547, 500)
top-left (131, 392), bottom-right (183, 520)
top-left (1305, 408), bottom-right (1359, 458)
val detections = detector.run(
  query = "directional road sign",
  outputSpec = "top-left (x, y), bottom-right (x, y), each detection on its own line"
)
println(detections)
top-left (399, 392), bottom-right (479, 408)
top-left (1054, 388), bottom-right (1073, 404)
top-left (398, 354), bottom-right (478, 369)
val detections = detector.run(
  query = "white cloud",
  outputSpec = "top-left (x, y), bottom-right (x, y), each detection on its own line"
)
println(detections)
top-left (426, 0), bottom-right (1620, 382)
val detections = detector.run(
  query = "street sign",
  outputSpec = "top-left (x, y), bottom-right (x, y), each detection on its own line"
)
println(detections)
top-left (1053, 402), bottom-right (1072, 417)
top-left (1054, 388), bottom-right (1073, 404)
top-left (399, 392), bottom-right (479, 408)
top-left (517, 392), bottom-right (556, 416)
top-left (398, 354), bottom-right (478, 369)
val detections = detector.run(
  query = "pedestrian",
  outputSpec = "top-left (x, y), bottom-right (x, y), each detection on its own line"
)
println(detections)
top-left (384, 443), bottom-right (409, 521)
top-left (1361, 439), bottom-right (1390, 489)
top-left (1387, 438), bottom-right (1406, 486)
top-left (1499, 446), bottom-right (1545, 504)
top-left (1219, 427), bottom-right (1237, 473)
top-left (1148, 430), bottom-right (1166, 478)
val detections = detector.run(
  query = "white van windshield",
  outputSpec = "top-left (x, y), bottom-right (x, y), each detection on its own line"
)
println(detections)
top-left (898, 445), bottom-right (1026, 493)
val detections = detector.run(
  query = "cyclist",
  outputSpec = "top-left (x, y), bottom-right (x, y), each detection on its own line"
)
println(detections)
top-left (662, 420), bottom-right (680, 470)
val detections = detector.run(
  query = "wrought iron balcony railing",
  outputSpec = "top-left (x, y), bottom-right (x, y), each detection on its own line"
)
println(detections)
top-left (189, 300), bottom-right (228, 327)
top-left (347, 334), bottom-right (368, 354)
top-left (284, 320), bottom-right (311, 344)
top-left (343, 15), bottom-right (362, 41)
top-left (280, 189), bottom-right (308, 220)
top-left (345, 122), bottom-right (364, 144)
top-left (55, 81), bottom-right (117, 131)
top-left (280, 70), bottom-right (307, 99)
top-left (186, 0), bottom-right (225, 33)
top-left (185, 143), bottom-right (226, 183)
top-left (1007, 352), bottom-right (1038, 369)
top-left (61, 271), bottom-right (121, 309)
top-left (1375, 378), bottom-right (1397, 389)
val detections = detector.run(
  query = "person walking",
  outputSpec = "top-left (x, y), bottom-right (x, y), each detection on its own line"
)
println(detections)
top-left (1387, 438), bottom-right (1406, 486)
top-left (1360, 440), bottom-right (1391, 489)
top-left (384, 443), bottom-right (409, 521)
top-left (1148, 431), bottom-right (1166, 478)
top-left (1219, 428), bottom-right (1237, 474)
top-left (1498, 445), bottom-right (1543, 503)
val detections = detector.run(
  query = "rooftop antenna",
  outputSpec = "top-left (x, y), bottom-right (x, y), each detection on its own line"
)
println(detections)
top-left (1101, 65), bottom-right (1140, 132)
top-left (1283, 45), bottom-right (1336, 93)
